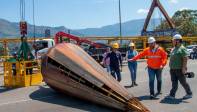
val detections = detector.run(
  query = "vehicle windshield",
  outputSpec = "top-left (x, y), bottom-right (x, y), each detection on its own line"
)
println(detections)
top-left (186, 46), bottom-right (193, 49)
top-left (186, 45), bottom-right (197, 49)
top-left (35, 41), bottom-right (48, 51)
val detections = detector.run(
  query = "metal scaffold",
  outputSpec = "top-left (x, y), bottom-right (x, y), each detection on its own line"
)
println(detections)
top-left (3, 0), bottom-right (42, 88)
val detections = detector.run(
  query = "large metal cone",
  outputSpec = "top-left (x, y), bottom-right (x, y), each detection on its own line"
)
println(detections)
top-left (41, 43), bottom-right (150, 112)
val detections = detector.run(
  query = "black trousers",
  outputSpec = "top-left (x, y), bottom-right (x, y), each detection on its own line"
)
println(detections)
top-left (110, 67), bottom-right (121, 82)
top-left (170, 69), bottom-right (192, 97)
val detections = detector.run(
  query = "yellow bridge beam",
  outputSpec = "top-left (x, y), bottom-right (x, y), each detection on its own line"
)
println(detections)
top-left (0, 37), bottom-right (51, 43)
top-left (85, 36), bottom-right (197, 41)
top-left (0, 36), bottom-right (197, 43)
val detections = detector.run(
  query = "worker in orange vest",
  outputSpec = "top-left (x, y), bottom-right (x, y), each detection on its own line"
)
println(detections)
top-left (129, 37), bottom-right (167, 99)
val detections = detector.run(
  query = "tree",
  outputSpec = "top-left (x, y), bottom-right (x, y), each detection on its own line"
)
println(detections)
top-left (156, 9), bottom-right (197, 36)
top-left (0, 44), bottom-right (4, 56)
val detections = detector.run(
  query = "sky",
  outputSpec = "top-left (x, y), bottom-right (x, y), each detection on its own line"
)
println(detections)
top-left (0, 0), bottom-right (196, 29)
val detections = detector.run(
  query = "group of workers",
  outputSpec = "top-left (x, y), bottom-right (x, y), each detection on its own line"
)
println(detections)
top-left (102, 34), bottom-right (193, 100)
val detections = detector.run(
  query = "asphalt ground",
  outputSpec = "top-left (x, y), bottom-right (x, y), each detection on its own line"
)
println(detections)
top-left (0, 59), bottom-right (196, 112)
top-left (0, 62), bottom-right (3, 75)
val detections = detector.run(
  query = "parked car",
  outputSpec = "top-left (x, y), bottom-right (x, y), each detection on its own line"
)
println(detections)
top-left (186, 45), bottom-right (197, 59)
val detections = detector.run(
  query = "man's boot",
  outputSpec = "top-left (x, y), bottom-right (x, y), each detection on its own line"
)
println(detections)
top-left (130, 82), bottom-right (134, 87)
top-left (134, 81), bottom-right (138, 86)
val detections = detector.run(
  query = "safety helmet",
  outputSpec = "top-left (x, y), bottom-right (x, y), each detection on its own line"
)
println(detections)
top-left (173, 34), bottom-right (182, 40)
top-left (129, 42), bottom-right (135, 47)
top-left (112, 43), bottom-right (119, 49)
top-left (148, 37), bottom-right (156, 44)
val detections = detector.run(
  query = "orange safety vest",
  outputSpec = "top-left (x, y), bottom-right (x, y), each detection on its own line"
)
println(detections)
top-left (132, 46), bottom-right (167, 69)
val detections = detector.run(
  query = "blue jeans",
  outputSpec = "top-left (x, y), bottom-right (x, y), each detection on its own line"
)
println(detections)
top-left (194, 52), bottom-right (197, 59)
top-left (128, 63), bottom-right (137, 82)
top-left (110, 67), bottom-right (121, 82)
top-left (106, 65), bottom-right (110, 73)
top-left (148, 67), bottom-right (163, 95)
top-left (191, 52), bottom-right (197, 59)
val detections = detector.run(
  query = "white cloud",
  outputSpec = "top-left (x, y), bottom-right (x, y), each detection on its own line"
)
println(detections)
top-left (169, 0), bottom-right (179, 4)
top-left (179, 7), bottom-right (189, 11)
top-left (137, 9), bottom-right (149, 14)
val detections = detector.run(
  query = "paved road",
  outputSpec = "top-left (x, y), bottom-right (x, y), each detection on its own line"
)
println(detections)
top-left (122, 60), bottom-right (197, 112)
top-left (0, 60), bottom-right (196, 112)
top-left (0, 63), bottom-right (3, 74)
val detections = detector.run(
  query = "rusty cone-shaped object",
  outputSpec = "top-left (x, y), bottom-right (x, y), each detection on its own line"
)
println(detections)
top-left (41, 43), bottom-right (150, 112)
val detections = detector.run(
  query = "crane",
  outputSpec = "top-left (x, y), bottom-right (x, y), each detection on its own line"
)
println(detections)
top-left (54, 31), bottom-right (108, 48)
top-left (141, 0), bottom-right (176, 36)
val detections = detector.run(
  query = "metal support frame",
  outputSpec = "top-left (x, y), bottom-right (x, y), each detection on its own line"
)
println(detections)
top-left (4, 60), bottom-right (42, 87)
top-left (141, 0), bottom-right (176, 36)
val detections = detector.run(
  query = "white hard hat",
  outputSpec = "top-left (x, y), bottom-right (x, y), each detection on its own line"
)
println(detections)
top-left (129, 42), bottom-right (135, 47)
top-left (148, 37), bottom-right (156, 43)
top-left (173, 34), bottom-right (182, 40)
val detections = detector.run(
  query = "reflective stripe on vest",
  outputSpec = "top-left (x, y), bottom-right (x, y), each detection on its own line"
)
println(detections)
top-left (147, 55), bottom-right (161, 59)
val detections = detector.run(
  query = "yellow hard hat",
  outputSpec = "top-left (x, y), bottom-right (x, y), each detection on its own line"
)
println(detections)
top-left (129, 42), bottom-right (135, 47)
top-left (112, 43), bottom-right (119, 49)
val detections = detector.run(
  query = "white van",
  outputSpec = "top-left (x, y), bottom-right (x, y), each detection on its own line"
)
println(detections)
top-left (32, 39), bottom-right (55, 59)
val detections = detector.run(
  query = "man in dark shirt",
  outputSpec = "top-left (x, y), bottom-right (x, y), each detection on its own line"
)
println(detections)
top-left (104, 43), bottom-right (122, 82)
top-left (193, 46), bottom-right (197, 59)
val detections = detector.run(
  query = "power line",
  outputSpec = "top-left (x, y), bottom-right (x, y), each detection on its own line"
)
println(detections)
top-left (20, 0), bottom-right (25, 21)
top-left (118, 0), bottom-right (122, 45)
top-left (32, 0), bottom-right (36, 39)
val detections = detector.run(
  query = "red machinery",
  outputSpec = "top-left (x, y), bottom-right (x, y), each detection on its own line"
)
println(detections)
top-left (54, 31), bottom-right (110, 63)
top-left (54, 31), bottom-right (104, 48)
top-left (20, 21), bottom-right (27, 36)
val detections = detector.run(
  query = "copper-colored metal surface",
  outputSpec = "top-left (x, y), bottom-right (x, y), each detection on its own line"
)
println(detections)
top-left (41, 43), bottom-right (150, 112)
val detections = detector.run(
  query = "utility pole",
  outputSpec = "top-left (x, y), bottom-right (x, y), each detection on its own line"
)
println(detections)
top-left (118, 0), bottom-right (122, 45)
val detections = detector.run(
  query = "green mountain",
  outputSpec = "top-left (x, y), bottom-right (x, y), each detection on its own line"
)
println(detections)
top-left (0, 18), bottom-right (161, 38)
top-left (0, 18), bottom-right (69, 38)
top-left (76, 19), bottom-right (160, 36)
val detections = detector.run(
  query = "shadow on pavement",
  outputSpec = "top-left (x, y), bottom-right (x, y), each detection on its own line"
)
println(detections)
top-left (30, 86), bottom-right (120, 112)
top-left (137, 95), bottom-right (160, 101)
top-left (160, 98), bottom-right (189, 104)
top-left (0, 86), bottom-right (16, 93)
top-left (124, 85), bottom-right (132, 88)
